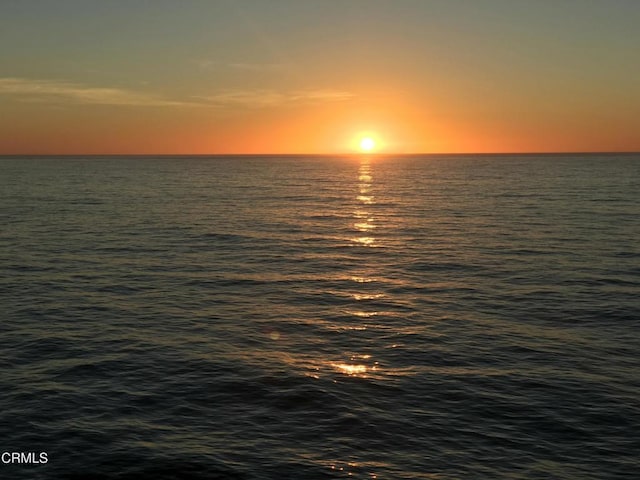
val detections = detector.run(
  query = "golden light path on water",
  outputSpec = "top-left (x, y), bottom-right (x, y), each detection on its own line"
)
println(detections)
top-left (331, 157), bottom-right (383, 379)
top-left (352, 159), bottom-right (376, 247)
top-left (273, 156), bottom-right (402, 398)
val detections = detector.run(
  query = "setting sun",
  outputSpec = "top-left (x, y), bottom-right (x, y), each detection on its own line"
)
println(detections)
top-left (359, 137), bottom-right (376, 152)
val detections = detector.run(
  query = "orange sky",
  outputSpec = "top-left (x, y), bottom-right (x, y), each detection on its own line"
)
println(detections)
top-left (1, 1), bottom-right (639, 154)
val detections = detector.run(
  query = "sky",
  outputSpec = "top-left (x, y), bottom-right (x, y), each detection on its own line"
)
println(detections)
top-left (1, 0), bottom-right (639, 154)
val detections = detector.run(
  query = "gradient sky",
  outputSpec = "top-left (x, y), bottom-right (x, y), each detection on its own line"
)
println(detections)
top-left (1, 0), bottom-right (639, 154)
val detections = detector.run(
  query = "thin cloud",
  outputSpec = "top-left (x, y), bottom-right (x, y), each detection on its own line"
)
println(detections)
top-left (0, 78), bottom-right (355, 110)
top-left (228, 62), bottom-right (284, 71)
top-left (0, 77), bottom-right (194, 107)
top-left (194, 59), bottom-right (217, 70)
top-left (194, 59), bottom-right (284, 71)
top-left (198, 89), bottom-right (355, 108)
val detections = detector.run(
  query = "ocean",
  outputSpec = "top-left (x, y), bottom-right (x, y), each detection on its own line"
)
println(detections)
top-left (1, 154), bottom-right (639, 479)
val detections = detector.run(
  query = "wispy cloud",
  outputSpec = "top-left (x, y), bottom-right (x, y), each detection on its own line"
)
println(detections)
top-left (227, 62), bottom-right (284, 71)
top-left (0, 78), bottom-right (355, 110)
top-left (197, 89), bottom-right (355, 108)
top-left (0, 77), bottom-right (193, 107)
top-left (194, 59), bottom-right (284, 72)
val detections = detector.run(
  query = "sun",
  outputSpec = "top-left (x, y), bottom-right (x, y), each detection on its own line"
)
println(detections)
top-left (359, 137), bottom-right (376, 152)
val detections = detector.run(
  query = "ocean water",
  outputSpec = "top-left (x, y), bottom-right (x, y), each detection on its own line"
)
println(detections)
top-left (1, 154), bottom-right (639, 480)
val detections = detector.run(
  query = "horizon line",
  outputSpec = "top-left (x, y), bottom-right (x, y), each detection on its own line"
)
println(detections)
top-left (1, 151), bottom-right (639, 157)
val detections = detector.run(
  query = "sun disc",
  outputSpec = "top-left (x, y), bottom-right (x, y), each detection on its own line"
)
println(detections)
top-left (360, 137), bottom-right (375, 152)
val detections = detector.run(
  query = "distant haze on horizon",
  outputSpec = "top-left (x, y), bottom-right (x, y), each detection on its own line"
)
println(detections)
top-left (1, 0), bottom-right (639, 155)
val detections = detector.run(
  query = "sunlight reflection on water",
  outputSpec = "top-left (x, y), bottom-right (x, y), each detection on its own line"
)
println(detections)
top-left (352, 159), bottom-right (377, 247)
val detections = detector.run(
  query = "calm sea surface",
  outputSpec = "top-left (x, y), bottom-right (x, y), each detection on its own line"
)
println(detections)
top-left (1, 154), bottom-right (639, 479)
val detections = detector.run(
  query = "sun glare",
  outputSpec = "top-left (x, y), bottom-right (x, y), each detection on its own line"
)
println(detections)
top-left (359, 137), bottom-right (376, 152)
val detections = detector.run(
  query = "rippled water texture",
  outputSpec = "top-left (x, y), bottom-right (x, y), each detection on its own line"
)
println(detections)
top-left (1, 154), bottom-right (639, 479)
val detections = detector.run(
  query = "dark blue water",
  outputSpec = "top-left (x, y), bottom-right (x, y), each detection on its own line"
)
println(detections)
top-left (1, 154), bottom-right (639, 479)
